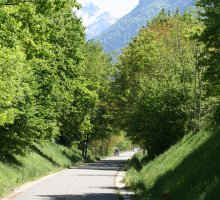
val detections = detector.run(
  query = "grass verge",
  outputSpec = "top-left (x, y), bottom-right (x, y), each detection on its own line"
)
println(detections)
top-left (125, 130), bottom-right (220, 200)
top-left (0, 142), bottom-right (83, 197)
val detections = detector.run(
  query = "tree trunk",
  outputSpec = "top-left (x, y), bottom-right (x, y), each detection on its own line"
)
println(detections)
top-left (194, 40), bottom-right (203, 133)
top-left (84, 133), bottom-right (89, 159)
top-left (106, 142), bottom-right (109, 156)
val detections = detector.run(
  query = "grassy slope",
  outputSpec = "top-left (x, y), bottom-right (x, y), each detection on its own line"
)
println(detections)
top-left (0, 142), bottom-right (82, 197)
top-left (125, 130), bottom-right (220, 200)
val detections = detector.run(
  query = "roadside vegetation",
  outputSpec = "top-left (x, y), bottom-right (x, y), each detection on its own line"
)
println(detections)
top-left (0, 142), bottom-right (82, 197)
top-left (122, 0), bottom-right (220, 199)
top-left (0, 0), bottom-right (121, 159)
top-left (0, 0), bottom-right (220, 199)
top-left (0, 1), bottom-right (127, 196)
top-left (125, 130), bottom-right (220, 200)
top-left (0, 134), bottom-right (130, 198)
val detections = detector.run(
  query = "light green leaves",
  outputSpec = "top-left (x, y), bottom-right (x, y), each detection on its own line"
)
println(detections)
top-left (0, 48), bottom-right (26, 126)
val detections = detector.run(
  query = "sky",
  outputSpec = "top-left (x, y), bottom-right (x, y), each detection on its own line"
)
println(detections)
top-left (77, 0), bottom-right (139, 18)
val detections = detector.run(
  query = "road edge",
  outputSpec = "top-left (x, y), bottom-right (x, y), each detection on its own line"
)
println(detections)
top-left (115, 170), bottom-right (134, 200)
top-left (0, 169), bottom-right (71, 200)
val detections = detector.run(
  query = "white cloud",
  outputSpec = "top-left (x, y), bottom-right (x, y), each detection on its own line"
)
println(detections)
top-left (77, 0), bottom-right (139, 18)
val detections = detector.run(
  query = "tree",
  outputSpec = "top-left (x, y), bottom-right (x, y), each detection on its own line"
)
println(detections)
top-left (197, 0), bottom-right (220, 127)
top-left (78, 41), bottom-right (116, 158)
top-left (0, 0), bottom-right (85, 153)
top-left (113, 11), bottom-right (203, 157)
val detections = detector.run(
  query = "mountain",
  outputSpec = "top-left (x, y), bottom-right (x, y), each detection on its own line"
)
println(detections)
top-left (96, 0), bottom-right (195, 52)
top-left (77, 3), bottom-right (118, 39)
top-left (86, 12), bottom-right (118, 39)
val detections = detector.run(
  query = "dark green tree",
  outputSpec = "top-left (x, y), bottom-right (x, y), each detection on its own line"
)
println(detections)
top-left (197, 0), bottom-right (220, 127)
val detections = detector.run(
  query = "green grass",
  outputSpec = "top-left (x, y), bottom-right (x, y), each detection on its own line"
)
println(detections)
top-left (0, 142), bottom-right (83, 197)
top-left (125, 130), bottom-right (220, 200)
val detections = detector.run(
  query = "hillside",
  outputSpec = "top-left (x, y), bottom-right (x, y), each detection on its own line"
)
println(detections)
top-left (125, 130), bottom-right (220, 200)
top-left (96, 0), bottom-right (195, 52)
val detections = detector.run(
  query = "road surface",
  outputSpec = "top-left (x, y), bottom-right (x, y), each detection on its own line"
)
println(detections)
top-left (8, 152), bottom-right (134, 200)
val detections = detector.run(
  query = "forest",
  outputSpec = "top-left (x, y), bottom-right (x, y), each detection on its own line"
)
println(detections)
top-left (0, 0), bottom-right (219, 198)
top-left (0, 0), bottom-right (219, 161)
top-left (0, 0), bottom-right (123, 158)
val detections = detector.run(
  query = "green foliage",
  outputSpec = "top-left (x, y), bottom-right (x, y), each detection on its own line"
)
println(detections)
top-left (125, 152), bottom-right (144, 172)
top-left (0, 0), bottom-right (120, 160)
top-left (0, 48), bottom-right (27, 126)
top-left (197, 0), bottom-right (220, 66)
top-left (114, 131), bottom-right (132, 151)
top-left (125, 130), bottom-right (220, 200)
top-left (0, 47), bottom-right (36, 153)
top-left (0, 0), bottom-right (87, 153)
top-left (58, 80), bottom-right (99, 147)
top-left (56, 40), bottom-right (116, 158)
top-left (114, 11), bottom-right (203, 157)
top-left (197, 0), bottom-right (220, 128)
top-left (80, 41), bottom-right (116, 146)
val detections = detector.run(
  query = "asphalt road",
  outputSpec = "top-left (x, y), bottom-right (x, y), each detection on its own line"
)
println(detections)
top-left (8, 152), bottom-right (134, 200)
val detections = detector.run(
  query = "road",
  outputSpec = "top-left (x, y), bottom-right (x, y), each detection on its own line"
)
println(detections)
top-left (7, 152), bottom-right (134, 200)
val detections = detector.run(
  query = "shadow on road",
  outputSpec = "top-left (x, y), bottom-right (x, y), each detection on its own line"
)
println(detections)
top-left (76, 174), bottom-right (115, 177)
top-left (39, 193), bottom-right (117, 200)
top-left (74, 159), bottom-right (126, 171)
top-left (89, 186), bottom-right (116, 190)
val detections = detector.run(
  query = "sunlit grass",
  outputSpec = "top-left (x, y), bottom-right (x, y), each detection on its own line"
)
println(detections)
top-left (125, 130), bottom-right (220, 200)
top-left (0, 142), bottom-right (82, 197)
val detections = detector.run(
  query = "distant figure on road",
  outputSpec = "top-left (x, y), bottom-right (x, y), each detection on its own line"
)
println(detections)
top-left (114, 148), bottom-right (120, 156)
top-left (132, 147), bottom-right (140, 152)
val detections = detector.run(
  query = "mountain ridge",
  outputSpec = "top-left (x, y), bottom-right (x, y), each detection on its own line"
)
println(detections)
top-left (96, 0), bottom-right (195, 52)
top-left (77, 3), bottom-right (118, 39)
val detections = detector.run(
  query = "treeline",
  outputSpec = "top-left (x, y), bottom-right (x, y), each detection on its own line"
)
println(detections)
top-left (1, 0), bottom-right (219, 160)
top-left (0, 0), bottom-right (120, 157)
top-left (112, 0), bottom-right (220, 158)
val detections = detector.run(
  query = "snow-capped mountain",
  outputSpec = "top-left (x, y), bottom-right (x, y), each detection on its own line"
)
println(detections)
top-left (77, 3), bottom-right (118, 39)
